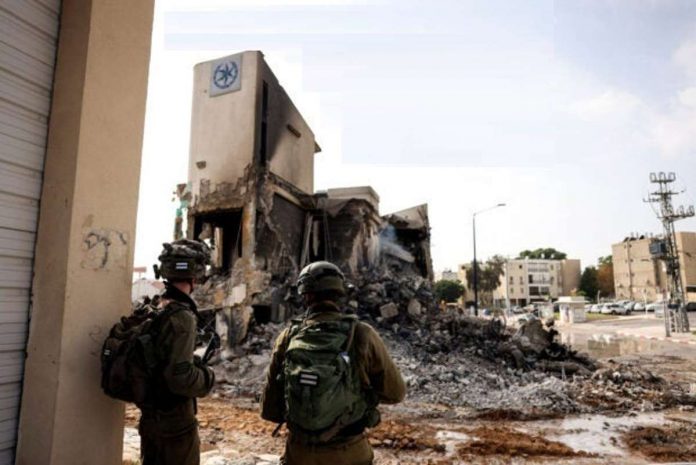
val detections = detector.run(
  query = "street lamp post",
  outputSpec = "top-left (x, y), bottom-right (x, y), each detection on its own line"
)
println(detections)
top-left (472, 203), bottom-right (506, 316)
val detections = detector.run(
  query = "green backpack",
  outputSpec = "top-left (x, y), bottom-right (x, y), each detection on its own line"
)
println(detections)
top-left (100, 301), bottom-right (184, 405)
top-left (283, 315), bottom-right (368, 442)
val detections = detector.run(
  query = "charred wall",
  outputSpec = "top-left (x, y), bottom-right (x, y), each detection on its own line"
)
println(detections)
top-left (256, 193), bottom-right (306, 275)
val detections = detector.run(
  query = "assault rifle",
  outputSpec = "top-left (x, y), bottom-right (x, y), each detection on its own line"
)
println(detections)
top-left (197, 306), bottom-right (222, 364)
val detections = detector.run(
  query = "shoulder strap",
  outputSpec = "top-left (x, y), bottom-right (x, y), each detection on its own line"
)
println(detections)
top-left (283, 319), bottom-right (304, 354)
top-left (149, 303), bottom-right (192, 337)
top-left (342, 317), bottom-right (358, 353)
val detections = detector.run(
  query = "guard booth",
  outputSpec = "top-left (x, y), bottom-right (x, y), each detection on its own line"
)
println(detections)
top-left (557, 296), bottom-right (587, 325)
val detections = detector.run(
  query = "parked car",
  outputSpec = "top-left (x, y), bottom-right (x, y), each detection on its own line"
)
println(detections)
top-left (686, 302), bottom-right (696, 312)
top-left (601, 303), bottom-right (630, 315)
top-left (633, 302), bottom-right (646, 312)
top-left (590, 304), bottom-right (601, 313)
top-left (646, 301), bottom-right (665, 313)
top-left (624, 301), bottom-right (637, 311)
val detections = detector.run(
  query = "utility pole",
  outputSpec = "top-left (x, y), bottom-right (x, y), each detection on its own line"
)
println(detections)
top-left (472, 203), bottom-right (506, 316)
top-left (472, 214), bottom-right (478, 316)
top-left (645, 172), bottom-right (695, 336)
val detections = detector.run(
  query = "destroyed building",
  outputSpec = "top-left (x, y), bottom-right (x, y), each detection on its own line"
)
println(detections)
top-left (174, 51), bottom-right (432, 346)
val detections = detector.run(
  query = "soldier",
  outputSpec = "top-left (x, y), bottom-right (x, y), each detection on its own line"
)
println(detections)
top-left (261, 261), bottom-right (406, 465)
top-left (139, 239), bottom-right (216, 465)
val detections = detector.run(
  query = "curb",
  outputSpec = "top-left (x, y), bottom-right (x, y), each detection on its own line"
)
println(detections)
top-left (615, 330), bottom-right (696, 346)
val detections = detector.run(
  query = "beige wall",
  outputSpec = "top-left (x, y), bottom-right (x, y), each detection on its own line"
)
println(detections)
top-left (16, 1), bottom-right (154, 464)
top-left (189, 51), bottom-right (261, 211)
top-left (188, 51), bottom-right (319, 216)
top-left (676, 232), bottom-right (696, 302)
top-left (613, 238), bottom-right (665, 302)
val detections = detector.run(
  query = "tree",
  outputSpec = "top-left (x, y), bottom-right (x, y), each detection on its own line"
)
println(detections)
top-left (465, 255), bottom-right (506, 305)
top-left (597, 256), bottom-right (614, 298)
top-left (433, 280), bottom-right (465, 303)
top-left (517, 248), bottom-right (567, 260)
top-left (579, 266), bottom-right (599, 301)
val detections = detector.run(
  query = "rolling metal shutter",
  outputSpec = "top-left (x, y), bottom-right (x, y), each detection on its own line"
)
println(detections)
top-left (0, 1), bottom-right (61, 463)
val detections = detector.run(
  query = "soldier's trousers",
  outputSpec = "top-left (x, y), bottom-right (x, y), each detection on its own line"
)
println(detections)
top-left (139, 424), bottom-right (200, 465)
top-left (282, 434), bottom-right (373, 465)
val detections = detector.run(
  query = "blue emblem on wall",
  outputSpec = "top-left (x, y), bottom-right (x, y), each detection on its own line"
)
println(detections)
top-left (210, 55), bottom-right (242, 96)
top-left (213, 61), bottom-right (239, 90)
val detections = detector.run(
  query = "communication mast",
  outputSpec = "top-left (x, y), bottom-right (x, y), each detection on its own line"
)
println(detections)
top-left (645, 172), bottom-right (695, 336)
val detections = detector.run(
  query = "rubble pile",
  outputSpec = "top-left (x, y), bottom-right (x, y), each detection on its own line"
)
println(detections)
top-left (181, 255), bottom-right (696, 419)
top-left (212, 321), bottom-right (284, 398)
top-left (348, 267), bottom-right (435, 321)
top-left (140, 263), bottom-right (695, 418)
top-left (388, 334), bottom-right (580, 414)
top-left (413, 314), bottom-right (597, 376)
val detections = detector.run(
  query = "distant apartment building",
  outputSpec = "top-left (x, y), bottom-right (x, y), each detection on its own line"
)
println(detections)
top-left (458, 258), bottom-right (581, 307)
top-left (436, 268), bottom-right (460, 282)
top-left (612, 231), bottom-right (696, 303)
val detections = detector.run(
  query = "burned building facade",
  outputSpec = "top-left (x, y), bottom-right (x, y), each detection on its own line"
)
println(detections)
top-left (177, 51), bottom-right (432, 346)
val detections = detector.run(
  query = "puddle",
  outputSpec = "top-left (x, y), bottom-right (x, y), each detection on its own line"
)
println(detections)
top-left (520, 412), bottom-right (669, 456)
top-left (435, 430), bottom-right (470, 455)
top-left (431, 412), bottom-right (684, 458)
top-left (548, 413), bottom-right (665, 456)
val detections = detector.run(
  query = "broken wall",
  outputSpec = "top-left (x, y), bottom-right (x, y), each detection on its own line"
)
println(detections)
top-left (381, 204), bottom-right (434, 281)
top-left (321, 197), bottom-right (382, 277)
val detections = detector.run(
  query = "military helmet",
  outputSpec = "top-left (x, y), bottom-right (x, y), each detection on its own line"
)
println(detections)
top-left (296, 261), bottom-right (346, 296)
top-left (155, 239), bottom-right (210, 281)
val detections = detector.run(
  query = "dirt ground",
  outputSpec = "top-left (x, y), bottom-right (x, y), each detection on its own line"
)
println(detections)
top-left (123, 326), bottom-right (696, 465)
top-left (124, 373), bottom-right (696, 465)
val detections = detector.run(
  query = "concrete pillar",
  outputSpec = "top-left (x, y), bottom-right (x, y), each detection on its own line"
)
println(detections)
top-left (15, 1), bottom-right (154, 464)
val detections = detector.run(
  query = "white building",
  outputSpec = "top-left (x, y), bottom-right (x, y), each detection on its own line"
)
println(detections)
top-left (458, 258), bottom-right (581, 307)
top-left (436, 268), bottom-right (459, 282)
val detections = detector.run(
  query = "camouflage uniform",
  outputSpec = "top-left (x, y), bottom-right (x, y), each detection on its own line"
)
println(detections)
top-left (261, 301), bottom-right (406, 465)
top-left (138, 284), bottom-right (215, 465)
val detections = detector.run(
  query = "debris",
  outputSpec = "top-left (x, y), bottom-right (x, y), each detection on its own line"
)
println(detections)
top-left (407, 299), bottom-right (422, 317)
top-left (380, 302), bottom-right (400, 319)
top-left (623, 423), bottom-right (696, 462)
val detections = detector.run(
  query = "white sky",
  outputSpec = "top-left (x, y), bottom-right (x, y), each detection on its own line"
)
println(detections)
top-left (134, 0), bottom-right (696, 277)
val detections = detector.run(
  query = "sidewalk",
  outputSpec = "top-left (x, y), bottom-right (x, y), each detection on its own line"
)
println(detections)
top-left (578, 314), bottom-right (696, 346)
top-left (614, 325), bottom-right (696, 345)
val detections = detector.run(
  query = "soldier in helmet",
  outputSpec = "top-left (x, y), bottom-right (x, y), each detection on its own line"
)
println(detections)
top-left (139, 239), bottom-right (216, 465)
top-left (260, 261), bottom-right (406, 465)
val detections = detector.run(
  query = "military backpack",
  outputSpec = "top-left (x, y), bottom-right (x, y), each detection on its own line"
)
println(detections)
top-left (100, 300), bottom-right (183, 404)
top-left (283, 315), bottom-right (369, 443)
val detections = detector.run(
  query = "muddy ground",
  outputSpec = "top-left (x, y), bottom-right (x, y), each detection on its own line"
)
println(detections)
top-left (123, 340), bottom-right (696, 465)
top-left (124, 314), bottom-right (696, 465)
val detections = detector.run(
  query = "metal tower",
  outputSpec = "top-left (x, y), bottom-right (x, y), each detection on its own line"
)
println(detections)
top-left (645, 172), bottom-right (695, 336)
